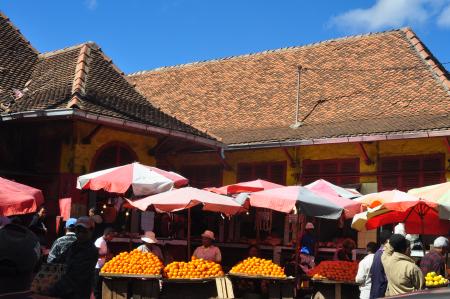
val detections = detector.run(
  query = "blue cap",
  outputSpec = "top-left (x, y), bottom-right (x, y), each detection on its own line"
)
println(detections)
top-left (65, 218), bottom-right (77, 228)
top-left (300, 246), bottom-right (311, 255)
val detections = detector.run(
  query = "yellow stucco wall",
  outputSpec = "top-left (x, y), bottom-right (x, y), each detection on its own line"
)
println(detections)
top-left (60, 121), bottom-right (158, 174)
top-left (169, 137), bottom-right (449, 186)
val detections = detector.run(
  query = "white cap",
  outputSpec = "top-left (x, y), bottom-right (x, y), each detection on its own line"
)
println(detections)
top-left (305, 222), bottom-right (315, 230)
top-left (394, 223), bottom-right (406, 236)
top-left (433, 236), bottom-right (449, 248)
top-left (201, 230), bottom-right (215, 240)
top-left (141, 231), bottom-right (158, 244)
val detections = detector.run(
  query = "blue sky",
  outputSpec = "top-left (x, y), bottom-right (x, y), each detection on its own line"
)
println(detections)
top-left (2, 0), bottom-right (450, 73)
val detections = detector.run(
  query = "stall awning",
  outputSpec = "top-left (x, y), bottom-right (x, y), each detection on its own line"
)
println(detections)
top-left (0, 177), bottom-right (44, 216)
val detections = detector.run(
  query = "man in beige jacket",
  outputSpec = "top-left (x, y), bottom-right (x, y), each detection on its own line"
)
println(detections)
top-left (381, 234), bottom-right (424, 296)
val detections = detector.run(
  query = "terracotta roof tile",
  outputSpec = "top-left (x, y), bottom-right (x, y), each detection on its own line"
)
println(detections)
top-left (129, 28), bottom-right (450, 145)
top-left (0, 13), bottom-right (213, 140)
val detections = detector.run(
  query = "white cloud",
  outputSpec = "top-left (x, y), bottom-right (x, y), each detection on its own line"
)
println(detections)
top-left (85, 0), bottom-right (98, 10)
top-left (437, 4), bottom-right (450, 27)
top-left (329, 0), bottom-right (450, 32)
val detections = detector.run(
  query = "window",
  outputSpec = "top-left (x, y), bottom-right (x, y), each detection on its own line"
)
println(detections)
top-left (180, 165), bottom-right (223, 189)
top-left (378, 154), bottom-right (445, 191)
top-left (91, 142), bottom-right (137, 171)
top-left (237, 162), bottom-right (287, 185)
top-left (302, 158), bottom-right (360, 185)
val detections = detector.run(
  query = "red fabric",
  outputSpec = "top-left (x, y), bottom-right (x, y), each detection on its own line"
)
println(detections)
top-left (365, 202), bottom-right (450, 235)
top-left (84, 164), bottom-right (134, 194)
top-left (147, 166), bottom-right (189, 188)
top-left (0, 177), bottom-right (44, 216)
top-left (249, 186), bottom-right (300, 213)
top-left (206, 179), bottom-right (283, 195)
top-left (58, 198), bottom-right (71, 220)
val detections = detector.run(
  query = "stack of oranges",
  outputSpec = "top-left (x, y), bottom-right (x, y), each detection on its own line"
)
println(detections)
top-left (309, 261), bottom-right (358, 282)
top-left (101, 249), bottom-right (163, 276)
top-left (230, 257), bottom-right (286, 278)
top-left (163, 257), bottom-right (224, 279)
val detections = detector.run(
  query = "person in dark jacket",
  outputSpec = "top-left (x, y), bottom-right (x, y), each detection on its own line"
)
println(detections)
top-left (29, 207), bottom-right (47, 246)
top-left (50, 217), bottom-right (98, 299)
top-left (47, 218), bottom-right (77, 264)
top-left (369, 230), bottom-right (392, 299)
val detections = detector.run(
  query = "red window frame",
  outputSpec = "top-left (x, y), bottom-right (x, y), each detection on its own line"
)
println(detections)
top-left (378, 154), bottom-right (445, 191)
top-left (236, 161), bottom-right (287, 185)
top-left (91, 142), bottom-right (138, 171)
top-left (180, 165), bottom-right (223, 189)
top-left (301, 158), bottom-right (360, 186)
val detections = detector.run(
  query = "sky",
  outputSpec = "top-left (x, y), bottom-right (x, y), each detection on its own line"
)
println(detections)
top-left (2, 0), bottom-right (450, 74)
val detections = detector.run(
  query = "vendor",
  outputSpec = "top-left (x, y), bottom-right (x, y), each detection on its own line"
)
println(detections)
top-left (334, 238), bottom-right (356, 261)
top-left (192, 230), bottom-right (222, 263)
top-left (137, 231), bottom-right (164, 262)
top-left (248, 245), bottom-right (260, 258)
top-left (420, 236), bottom-right (449, 277)
top-left (300, 222), bottom-right (316, 256)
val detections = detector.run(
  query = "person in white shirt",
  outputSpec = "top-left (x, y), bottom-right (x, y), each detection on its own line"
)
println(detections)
top-left (192, 230), bottom-right (222, 263)
top-left (356, 242), bottom-right (378, 299)
top-left (137, 231), bottom-right (164, 262)
top-left (94, 227), bottom-right (115, 299)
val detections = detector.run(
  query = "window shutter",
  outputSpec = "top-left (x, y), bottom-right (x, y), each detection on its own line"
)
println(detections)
top-left (237, 164), bottom-right (253, 182)
top-left (270, 163), bottom-right (287, 185)
top-left (340, 159), bottom-right (360, 185)
top-left (181, 165), bottom-right (223, 189)
top-left (379, 159), bottom-right (400, 191)
top-left (302, 160), bottom-right (320, 184)
top-left (254, 164), bottom-right (269, 180)
top-left (423, 155), bottom-right (444, 186)
top-left (237, 162), bottom-right (287, 185)
top-left (400, 158), bottom-right (421, 191)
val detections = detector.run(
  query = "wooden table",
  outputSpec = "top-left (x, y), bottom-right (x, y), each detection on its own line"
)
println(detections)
top-left (100, 273), bottom-right (161, 299)
top-left (160, 277), bottom-right (220, 299)
top-left (228, 274), bottom-right (295, 299)
top-left (311, 279), bottom-right (359, 299)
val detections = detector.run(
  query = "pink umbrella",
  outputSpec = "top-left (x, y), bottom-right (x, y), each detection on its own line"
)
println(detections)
top-left (356, 190), bottom-right (433, 212)
top-left (206, 179), bottom-right (284, 195)
top-left (304, 179), bottom-right (361, 199)
top-left (127, 187), bottom-right (244, 216)
top-left (0, 177), bottom-right (44, 216)
top-left (77, 162), bottom-right (188, 196)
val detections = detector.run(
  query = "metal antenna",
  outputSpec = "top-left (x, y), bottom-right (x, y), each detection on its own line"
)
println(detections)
top-left (290, 65), bottom-right (303, 129)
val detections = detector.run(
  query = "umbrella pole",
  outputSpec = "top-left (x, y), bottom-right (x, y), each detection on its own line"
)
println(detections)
top-left (294, 214), bottom-right (302, 277)
top-left (187, 208), bottom-right (191, 260)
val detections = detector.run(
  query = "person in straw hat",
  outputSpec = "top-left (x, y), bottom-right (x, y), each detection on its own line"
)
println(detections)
top-left (192, 230), bottom-right (222, 263)
top-left (137, 231), bottom-right (164, 262)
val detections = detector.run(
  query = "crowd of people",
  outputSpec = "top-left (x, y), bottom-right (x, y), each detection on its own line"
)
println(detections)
top-left (355, 229), bottom-right (449, 299)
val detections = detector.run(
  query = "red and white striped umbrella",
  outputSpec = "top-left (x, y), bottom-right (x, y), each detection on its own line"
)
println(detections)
top-left (77, 162), bottom-right (188, 196)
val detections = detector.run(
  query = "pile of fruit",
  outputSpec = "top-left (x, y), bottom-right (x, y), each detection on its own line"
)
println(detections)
top-left (229, 257), bottom-right (286, 278)
top-left (163, 257), bottom-right (224, 279)
top-left (309, 261), bottom-right (358, 282)
top-left (100, 249), bottom-right (163, 275)
top-left (425, 272), bottom-right (449, 288)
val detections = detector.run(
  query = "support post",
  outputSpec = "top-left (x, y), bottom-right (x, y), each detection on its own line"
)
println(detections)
top-left (187, 208), bottom-right (192, 260)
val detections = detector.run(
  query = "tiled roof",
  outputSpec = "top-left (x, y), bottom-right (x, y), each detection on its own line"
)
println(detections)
top-left (0, 14), bottom-right (213, 140)
top-left (129, 28), bottom-right (450, 146)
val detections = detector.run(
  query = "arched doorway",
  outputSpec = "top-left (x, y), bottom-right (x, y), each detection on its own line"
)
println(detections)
top-left (91, 142), bottom-right (137, 171)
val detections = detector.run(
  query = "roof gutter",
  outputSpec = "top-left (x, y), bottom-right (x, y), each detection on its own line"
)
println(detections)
top-left (0, 109), bottom-right (223, 149)
top-left (226, 130), bottom-right (450, 150)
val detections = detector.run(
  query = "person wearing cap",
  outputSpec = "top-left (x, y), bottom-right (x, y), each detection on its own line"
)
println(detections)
top-left (137, 231), bottom-right (164, 262)
top-left (0, 224), bottom-right (41, 298)
top-left (47, 218), bottom-right (78, 264)
top-left (420, 236), bottom-right (449, 277)
top-left (381, 234), bottom-right (424, 296)
top-left (192, 230), bottom-right (222, 263)
top-left (300, 222), bottom-right (316, 256)
top-left (356, 242), bottom-right (378, 299)
top-left (49, 216), bottom-right (98, 299)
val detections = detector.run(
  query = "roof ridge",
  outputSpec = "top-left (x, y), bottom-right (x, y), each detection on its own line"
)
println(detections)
top-left (128, 27), bottom-right (406, 76)
top-left (0, 11), bottom-right (39, 54)
top-left (39, 42), bottom-right (98, 58)
top-left (68, 44), bottom-right (93, 108)
top-left (401, 28), bottom-right (450, 91)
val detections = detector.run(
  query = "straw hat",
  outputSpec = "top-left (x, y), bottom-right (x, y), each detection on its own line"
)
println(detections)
top-left (141, 231), bottom-right (158, 244)
top-left (201, 230), bottom-right (215, 240)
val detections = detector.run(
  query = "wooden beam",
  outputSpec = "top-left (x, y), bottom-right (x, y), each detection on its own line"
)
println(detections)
top-left (282, 147), bottom-right (296, 167)
top-left (148, 136), bottom-right (170, 156)
top-left (356, 142), bottom-right (373, 165)
top-left (444, 137), bottom-right (450, 153)
top-left (81, 125), bottom-right (102, 144)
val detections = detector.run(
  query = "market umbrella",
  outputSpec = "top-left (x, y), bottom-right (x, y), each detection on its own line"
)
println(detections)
top-left (304, 179), bottom-right (361, 199)
top-left (76, 162), bottom-right (188, 196)
top-left (126, 187), bottom-right (245, 216)
top-left (249, 185), bottom-right (361, 219)
top-left (0, 177), bottom-right (44, 216)
top-left (206, 179), bottom-right (284, 195)
top-left (127, 187), bottom-right (245, 258)
top-left (408, 182), bottom-right (450, 219)
top-left (351, 190), bottom-right (450, 234)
